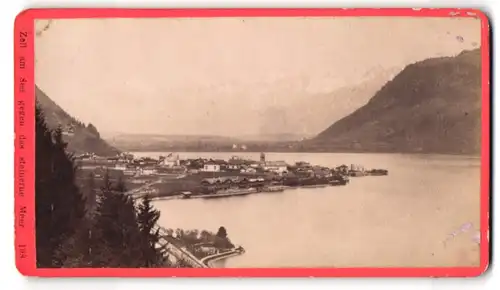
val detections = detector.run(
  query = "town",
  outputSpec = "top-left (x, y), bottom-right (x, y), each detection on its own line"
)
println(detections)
top-left (74, 152), bottom-right (388, 200)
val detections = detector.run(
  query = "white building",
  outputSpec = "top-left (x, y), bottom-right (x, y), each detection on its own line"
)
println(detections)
top-left (264, 161), bottom-right (288, 174)
top-left (158, 154), bottom-right (180, 167)
top-left (350, 164), bottom-right (365, 172)
top-left (202, 163), bottom-right (221, 172)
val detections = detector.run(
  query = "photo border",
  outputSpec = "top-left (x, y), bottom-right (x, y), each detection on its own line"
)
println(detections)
top-left (13, 7), bottom-right (491, 277)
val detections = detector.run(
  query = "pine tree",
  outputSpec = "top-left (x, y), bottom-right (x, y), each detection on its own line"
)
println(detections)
top-left (216, 226), bottom-right (227, 239)
top-left (35, 104), bottom-right (87, 268)
top-left (214, 226), bottom-right (233, 249)
top-left (91, 173), bottom-right (144, 267)
top-left (137, 194), bottom-right (166, 267)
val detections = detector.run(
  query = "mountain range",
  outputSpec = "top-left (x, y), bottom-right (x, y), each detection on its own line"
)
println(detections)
top-left (304, 48), bottom-right (482, 155)
top-left (36, 48), bottom-right (483, 156)
top-left (102, 67), bottom-right (398, 151)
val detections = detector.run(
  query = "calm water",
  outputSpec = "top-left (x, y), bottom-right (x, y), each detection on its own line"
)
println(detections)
top-left (133, 152), bottom-right (482, 268)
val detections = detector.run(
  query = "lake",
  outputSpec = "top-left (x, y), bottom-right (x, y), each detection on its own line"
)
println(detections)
top-left (133, 152), bottom-right (482, 268)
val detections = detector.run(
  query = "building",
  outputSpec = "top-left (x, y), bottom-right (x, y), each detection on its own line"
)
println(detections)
top-left (140, 166), bottom-right (158, 175)
top-left (264, 161), bottom-right (288, 174)
top-left (260, 152), bottom-right (266, 162)
top-left (227, 156), bottom-right (246, 171)
top-left (202, 163), bottom-right (221, 172)
top-left (159, 153), bottom-right (180, 167)
top-left (183, 158), bottom-right (204, 170)
top-left (137, 157), bottom-right (158, 166)
top-left (199, 245), bottom-right (217, 255)
top-left (350, 164), bottom-right (365, 172)
top-left (312, 166), bottom-right (332, 178)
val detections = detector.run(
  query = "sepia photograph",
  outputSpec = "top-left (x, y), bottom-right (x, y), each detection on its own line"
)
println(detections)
top-left (33, 14), bottom-right (484, 269)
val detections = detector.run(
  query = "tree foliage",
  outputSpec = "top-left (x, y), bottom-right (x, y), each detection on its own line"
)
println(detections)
top-left (35, 104), bottom-right (87, 268)
top-left (89, 173), bottom-right (144, 267)
top-left (214, 226), bottom-right (234, 249)
top-left (35, 104), bottom-right (189, 268)
top-left (216, 226), bottom-right (227, 239)
top-left (137, 194), bottom-right (166, 267)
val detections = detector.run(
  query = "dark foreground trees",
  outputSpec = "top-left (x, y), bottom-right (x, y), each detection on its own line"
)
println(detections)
top-left (35, 105), bottom-right (87, 268)
top-left (137, 194), bottom-right (167, 267)
top-left (89, 175), bottom-right (145, 267)
top-left (35, 104), bottom-right (182, 268)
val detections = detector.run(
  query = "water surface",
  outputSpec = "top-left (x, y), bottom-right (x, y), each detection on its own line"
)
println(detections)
top-left (135, 152), bottom-right (481, 268)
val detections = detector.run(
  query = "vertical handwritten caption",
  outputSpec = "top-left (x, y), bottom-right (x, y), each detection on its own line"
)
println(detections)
top-left (17, 30), bottom-right (28, 260)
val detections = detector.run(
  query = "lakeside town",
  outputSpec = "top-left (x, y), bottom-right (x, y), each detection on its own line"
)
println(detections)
top-left (70, 150), bottom-right (389, 267)
top-left (74, 151), bottom-right (389, 200)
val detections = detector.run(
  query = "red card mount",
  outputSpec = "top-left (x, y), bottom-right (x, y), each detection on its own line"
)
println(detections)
top-left (14, 8), bottom-right (491, 277)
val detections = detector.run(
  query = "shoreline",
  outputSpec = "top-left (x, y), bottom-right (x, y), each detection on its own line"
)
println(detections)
top-left (205, 251), bottom-right (243, 268)
top-left (150, 182), bottom-right (349, 202)
top-left (125, 148), bottom-right (480, 158)
top-left (126, 150), bottom-right (481, 157)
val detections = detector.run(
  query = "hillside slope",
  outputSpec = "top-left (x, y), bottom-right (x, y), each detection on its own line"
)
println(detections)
top-left (36, 86), bottom-right (120, 156)
top-left (284, 67), bottom-right (400, 136)
top-left (307, 49), bottom-right (483, 155)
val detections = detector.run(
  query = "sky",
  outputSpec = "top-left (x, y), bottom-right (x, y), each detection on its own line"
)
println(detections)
top-left (34, 17), bottom-right (481, 137)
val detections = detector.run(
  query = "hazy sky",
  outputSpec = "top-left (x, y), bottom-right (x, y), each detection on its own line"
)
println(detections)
top-left (35, 17), bottom-right (481, 137)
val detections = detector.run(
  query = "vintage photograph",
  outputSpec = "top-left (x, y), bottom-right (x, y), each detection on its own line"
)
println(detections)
top-left (34, 15), bottom-right (483, 269)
